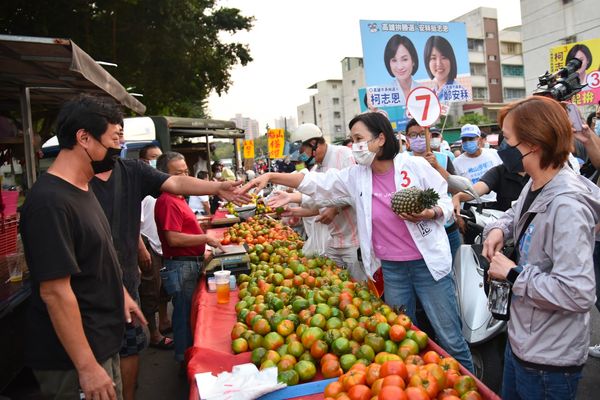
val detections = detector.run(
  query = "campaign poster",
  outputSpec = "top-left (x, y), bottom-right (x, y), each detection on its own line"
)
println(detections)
top-left (550, 38), bottom-right (600, 106)
top-left (360, 20), bottom-right (472, 131)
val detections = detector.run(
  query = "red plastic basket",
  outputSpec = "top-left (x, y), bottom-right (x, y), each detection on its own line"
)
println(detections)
top-left (0, 214), bottom-right (19, 256)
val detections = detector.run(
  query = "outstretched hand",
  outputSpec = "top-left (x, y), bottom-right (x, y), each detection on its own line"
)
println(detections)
top-left (217, 180), bottom-right (252, 205)
top-left (241, 174), bottom-right (271, 195)
top-left (397, 208), bottom-right (435, 223)
top-left (267, 190), bottom-right (293, 208)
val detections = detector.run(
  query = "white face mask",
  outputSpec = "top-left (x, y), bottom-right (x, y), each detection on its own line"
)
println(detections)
top-left (215, 172), bottom-right (222, 178)
top-left (148, 159), bottom-right (157, 169)
top-left (430, 137), bottom-right (441, 150)
top-left (352, 140), bottom-right (377, 166)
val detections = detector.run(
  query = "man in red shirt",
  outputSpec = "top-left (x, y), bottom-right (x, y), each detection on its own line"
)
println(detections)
top-left (154, 152), bottom-right (223, 366)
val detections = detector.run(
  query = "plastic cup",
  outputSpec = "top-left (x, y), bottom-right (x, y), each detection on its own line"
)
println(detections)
top-left (214, 270), bottom-right (231, 304)
top-left (7, 253), bottom-right (22, 283)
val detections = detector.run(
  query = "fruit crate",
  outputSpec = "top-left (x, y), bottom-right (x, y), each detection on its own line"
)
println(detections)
top-left (0, 214), bottom-right (18, 256)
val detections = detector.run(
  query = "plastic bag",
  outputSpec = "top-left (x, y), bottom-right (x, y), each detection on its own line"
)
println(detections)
top-left (195, 364), bottom-right (285, 400)
top-left (302, 215), bottom-right (331, 257)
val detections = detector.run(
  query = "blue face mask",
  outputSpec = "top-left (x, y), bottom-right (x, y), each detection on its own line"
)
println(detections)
top-left (595, 123), bottom-right (600, 136)
top-left (298, 151), bottom-right (315, 166)
top-left (462, 140), bottom-right (479, 154)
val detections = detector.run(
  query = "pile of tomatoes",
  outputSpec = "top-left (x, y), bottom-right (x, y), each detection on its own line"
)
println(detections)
top-left (221, 215), bottom-right (300, 246)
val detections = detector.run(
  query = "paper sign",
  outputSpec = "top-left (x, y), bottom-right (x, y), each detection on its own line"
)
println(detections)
top-left (268, 129), bottom-right (285, 159)
top-left (243, 140), bottom-right (255, 159)
top-left (406, 87), bottom-right (441, 127)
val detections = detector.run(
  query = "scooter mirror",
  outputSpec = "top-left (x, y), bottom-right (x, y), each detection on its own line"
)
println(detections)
top-left (447, 175), bottom-right (482, 203)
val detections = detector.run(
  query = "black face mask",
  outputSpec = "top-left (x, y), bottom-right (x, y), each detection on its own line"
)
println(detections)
top-left (498, 142), bottom-right (531, 174)
top-left (86, 139), bottom-right (121, 174)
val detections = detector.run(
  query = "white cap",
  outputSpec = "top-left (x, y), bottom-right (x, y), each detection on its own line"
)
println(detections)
top-left (291, 123), bottom-right (323, 144)
top-left (460, 124), bottom-right (481, 138)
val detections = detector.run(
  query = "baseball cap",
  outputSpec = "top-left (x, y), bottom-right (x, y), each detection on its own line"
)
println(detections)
top-left (460, 124), bottom-right (481, 138)
top-left (430, 127), bottom-right (442, 136)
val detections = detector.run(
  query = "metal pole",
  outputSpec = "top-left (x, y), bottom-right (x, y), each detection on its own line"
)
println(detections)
top-left (205, 133), bottom-right (211, 180)
top-left (19, 86), bottom-right (37, 188)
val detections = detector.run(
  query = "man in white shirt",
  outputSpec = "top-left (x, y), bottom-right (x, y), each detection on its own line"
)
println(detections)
top-left (453, 124), bottom-right (502, 205)
top-left (188, 171), bottom-right (211, 215)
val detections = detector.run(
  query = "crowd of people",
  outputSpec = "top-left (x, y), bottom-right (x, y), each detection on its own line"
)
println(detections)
top-left (17, 91), bottom-right (600, 400)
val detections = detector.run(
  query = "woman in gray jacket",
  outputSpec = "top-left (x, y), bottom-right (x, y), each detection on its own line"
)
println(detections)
top-left (483, 95), bottom-right (600, 400)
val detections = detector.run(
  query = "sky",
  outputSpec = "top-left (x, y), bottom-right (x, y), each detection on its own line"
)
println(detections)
top-left (207, 0), bottom-right (522, 129)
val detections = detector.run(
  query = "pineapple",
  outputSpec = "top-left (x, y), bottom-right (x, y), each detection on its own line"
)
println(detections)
top-left (391, 187), bottom-right (440, 215)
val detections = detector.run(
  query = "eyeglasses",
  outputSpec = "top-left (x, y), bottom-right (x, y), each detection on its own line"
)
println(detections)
top-left (406, 131), bottom-right (426, 139)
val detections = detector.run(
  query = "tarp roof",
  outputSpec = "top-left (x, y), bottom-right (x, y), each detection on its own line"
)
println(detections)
top-left (0, 34), bottom-right (146, 114)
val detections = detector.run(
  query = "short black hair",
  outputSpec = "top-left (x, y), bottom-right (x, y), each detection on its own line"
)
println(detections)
top-left (156, 151), bottom-right (184, 173)
top-left (139, 144), bottom-right (161, 160)
top-left (587, 112), bottom-right (596, 127)
top-left (384, 35), bottom-right (419, 77)
top-left (566, 44), bottom-right (593, 70)
top-left (349, 113), bottom-right (399, 160)
top-left (56, 94), bottom-right (123, 150)
top-left (424, 36), bottom-right (457, 82)
top-left (197, 171), bottom-right (209, 180)
top-left (405, 118), bottom-right (420, 133)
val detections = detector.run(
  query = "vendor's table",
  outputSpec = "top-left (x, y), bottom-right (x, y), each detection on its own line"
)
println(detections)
top-left (187, 229), bottom-right (499, 400)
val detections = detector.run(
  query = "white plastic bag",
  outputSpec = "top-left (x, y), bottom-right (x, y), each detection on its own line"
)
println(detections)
top-left (196, 364), bottom-right (286, 400)
top-left (302, 215), bottom-right (330, 257)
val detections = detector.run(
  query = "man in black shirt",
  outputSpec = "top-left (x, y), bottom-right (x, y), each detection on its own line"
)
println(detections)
top-left (91, 124), bottom-right (250, 399)
top-left (21, 95), bottom-right (146, 400)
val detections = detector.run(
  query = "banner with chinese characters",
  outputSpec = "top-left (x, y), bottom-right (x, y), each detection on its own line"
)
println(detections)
top-left (243, 139), bottom-right (254, 159)
top-left (550, 38), bottom-right (600, 106)
top-left (360, 20), bottom-right (472, 131)
top-left (267, 129), bottom-right (285, 159)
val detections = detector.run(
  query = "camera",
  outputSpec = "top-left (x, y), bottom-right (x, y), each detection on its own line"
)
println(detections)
top-left (534, 58), bottom-right (587, 102)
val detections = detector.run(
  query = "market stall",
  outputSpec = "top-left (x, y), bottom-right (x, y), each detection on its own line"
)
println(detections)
top-left (186, 218), bottom-right (499, 400)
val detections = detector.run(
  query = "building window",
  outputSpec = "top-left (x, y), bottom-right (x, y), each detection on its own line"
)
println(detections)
top-left (486, 32), bottom-right (495, 39)
top-left (318, 100), bottom-right (321, 105)
top-left (504, 88), bottom-right (526, 100)
top-left (502, 64), bottom-right (524, 77)
top-left (335, 125), bottom-right (342, 133)
top-left (501, 42), bottom-right (522, 55)
top-left (472, 87), bottom-right (488, 100)
top-left (332, 84), bottom-right (338, 89)
top-left (359, 59), bottom-right (363, 67)
top-left (564, 35), bottom-right (577, 44)
top-left (470, 63), bottom-right (486, 76)
top-left (352, 79), bottom-right (356, 86)
top-left (353, 97), bottom-right (357, 102)
top-left (489, 78), bottom-right (499, 84)
top-left (467, 38), bottom-right (484, 52)
top-left (318, 114), bottom-right (322, 120)
top-left (333, 98), bottom-right (340, 105)
top-left (333, 111), bottom-right (341, 119)
top-left (488, 55), bottom-right (497, 61)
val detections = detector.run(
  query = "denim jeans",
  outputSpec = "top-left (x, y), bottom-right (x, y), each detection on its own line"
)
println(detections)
top-left (381, 258), bottom-right (474, 372)
top-left (446, 228), bottom-right (461, 268)
top-left (161, 259), bottom-right (201, 361)
top-left (502, 342), bottom-right (582, 400)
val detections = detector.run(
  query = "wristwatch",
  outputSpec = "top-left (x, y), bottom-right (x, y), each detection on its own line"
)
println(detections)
top-left (506, 267), bottom-right (520, 285)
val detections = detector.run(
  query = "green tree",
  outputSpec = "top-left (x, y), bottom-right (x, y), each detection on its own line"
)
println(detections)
top-left (0, 0), bottom-right (254, 118)
top-left (457, 113), bottom-right (493, 126)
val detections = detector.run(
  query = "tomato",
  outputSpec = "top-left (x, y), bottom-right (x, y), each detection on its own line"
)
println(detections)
top-left (382, 374), bottom-right (406, 389)
top-left (405, 355), bottom-right (424, 366)
top-left (342, 370), bottom-right (367, 391)
top-left (460, 390), bottom-right (482, 400)
top-left (424, 363), bottom-right (447, 390)
top-left (404, 386), bottom-right (430, 400)
top-left (323, 381), bottom-right (344, 398)
top-left (409, 369), bottom-right (440, 399)
top-left (445, 369), bottom-right (461, 389)
top-left (379, 360), bottom-right (408, 380)
top-left (389, 324), bottom-right (407, 343)
top-left (320, 353), bottom-right (339, 367)
top-left (370, 378), bottom-right (384, 396)
top-left (321, 359), bottom-right (343, 379)
top-left (348, 384), bottom-right (372, 400)
top-left (422, 350), bottom-right (442, 365)
top-left (378, 385), bottom-right (407, 400)
top-left (366, 363), bottom-right (381, 385)
top-left (439, 357), bottom-right (460, 372)
top-left (453, 375), bottom-right (477, 396)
